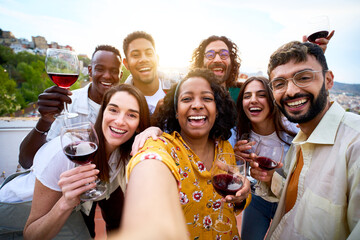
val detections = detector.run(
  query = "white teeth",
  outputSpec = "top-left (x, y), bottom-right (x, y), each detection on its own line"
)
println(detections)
top-left (188, 116), bottom-right (206, 120)
top-left (213, 68), bottom-right (223, 71)
top-left (110, 126), bottom-right (126, 134)
top-left (139, 67), bottom-right (150, 72)
top-left (101, 82), bottom-right (112, 86)
top-left (250, 107), bottom-right (262, 111)
top-left (287, 99), bottom-right (307, 107)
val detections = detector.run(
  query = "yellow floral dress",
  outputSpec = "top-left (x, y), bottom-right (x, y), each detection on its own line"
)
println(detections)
top-left (126, 132), bottom-right (250, 240)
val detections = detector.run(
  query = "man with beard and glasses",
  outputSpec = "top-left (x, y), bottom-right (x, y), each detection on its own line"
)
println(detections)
top-left (250, 41), bottom-right (360, 240)
top-left (190, 35), bottom-right (241, 101)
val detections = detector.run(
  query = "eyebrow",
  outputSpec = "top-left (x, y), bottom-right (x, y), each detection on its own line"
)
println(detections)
top-left (108, 103), bottom-right (140, 114)
top-left (180, 90), bottom-right (214, 96)
top-left (244, 89), bottom-right (266, 94)
top-left (274, 68), bottom-right (314, 79)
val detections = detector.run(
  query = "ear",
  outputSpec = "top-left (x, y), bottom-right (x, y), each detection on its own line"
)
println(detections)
top-left (120, 71), bottom-right (123, 81)
top-left (88, 65), bottom-right (92, 76)
top-left (325, 70), bottom-right (334, 91)
top-left (123, 58), bottom-right (128, 69)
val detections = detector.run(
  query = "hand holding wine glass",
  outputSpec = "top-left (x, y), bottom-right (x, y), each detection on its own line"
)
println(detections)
top-left (46, 48), bottom-right (80, 119)
top-left (61, 122), bottom-right (106, 201)
top-left (251, 138), bottom-right (284, 196)
top-left (210, 153), bottom-right (246, 233)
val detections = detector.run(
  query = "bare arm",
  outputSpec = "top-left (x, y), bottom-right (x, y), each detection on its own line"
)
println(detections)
top-left (19, 86), bottom-right (71, 169)
top-left (109, 160), bottom-right (188, 240)
top-left (24, 164), bottom-right (98, 240)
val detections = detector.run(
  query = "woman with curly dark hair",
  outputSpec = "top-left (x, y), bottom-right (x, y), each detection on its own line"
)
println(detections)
top-left (121, 68), bottom-right (251, 239)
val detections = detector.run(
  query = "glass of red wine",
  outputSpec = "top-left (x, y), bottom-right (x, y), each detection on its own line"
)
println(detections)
top-left (210, 153), bottom-right (246, 233)
top-left (46, 48), bottom-right (80, 119)
top-left (240, 133), bottom-right (260, 192)
top-left (307, 15), bottom-right (330, 43)
top-left (61, 122), bottom-right (106, 201)
top-left (252, 138), bottom-right (284, 196)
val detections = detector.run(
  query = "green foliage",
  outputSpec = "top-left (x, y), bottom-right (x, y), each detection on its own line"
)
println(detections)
top-left (0, 45), bottom-right (85, 116)
top-left (0, 65), bottom-right (23, 115)
top-left (121, 65), bottom-right (130, 83)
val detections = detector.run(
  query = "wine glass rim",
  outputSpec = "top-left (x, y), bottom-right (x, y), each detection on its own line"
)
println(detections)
top-left (47, 48), bottom-right (76, 54)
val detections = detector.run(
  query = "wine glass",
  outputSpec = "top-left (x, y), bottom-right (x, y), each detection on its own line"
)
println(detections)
top-left (210, 153), bottom-right (246, 233)
top-left (252, 138), bottom-right (284, 196)
top-left (161, 71), bottom-right (182, 93)
top-left (239, 133), bottom-right (260, 191)
top-left (46, 48), bottom-right (80, 118)
top-left (60, 122), bottom-right (106, 201)
top-left (306, 16), bottom-right (330, 43)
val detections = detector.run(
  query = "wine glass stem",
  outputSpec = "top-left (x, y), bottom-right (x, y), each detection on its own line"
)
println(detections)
top-left (63, 102), bottom-right (69, 114)
top-left (218, 201), bottom-right (224, 221)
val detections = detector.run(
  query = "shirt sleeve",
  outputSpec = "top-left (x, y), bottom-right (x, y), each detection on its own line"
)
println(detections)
top-left (126, 137), bottom-right (181, 184)
top-left (33, 136), bottom-right (74, 192)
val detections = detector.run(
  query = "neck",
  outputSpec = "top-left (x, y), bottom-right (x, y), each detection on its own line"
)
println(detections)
top-left (88, 83), bottom-right (102, 104)
top-left (298, 101), bottom-right (331, 137)
top-left (252, 118), bottom-right (275, 136)
top-left (181, 133), bottom-right (214, 170)
top-left (133, 76), bottom-right (159, 96)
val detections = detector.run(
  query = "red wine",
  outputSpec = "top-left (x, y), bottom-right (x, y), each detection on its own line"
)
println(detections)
top-left (307, 31), bottom-right (329, 43)
top-left (64, 141), bottom-right (98, 165)
top-left (256, 156), bottom-right (278, 170)
top-left (212, 174), bottom-right (243, 197)
top-left (48, 72), bottom-right (79, 88)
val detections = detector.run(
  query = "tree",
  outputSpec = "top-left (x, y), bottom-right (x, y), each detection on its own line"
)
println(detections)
top-left (0, 66), bottom-right (24, 115)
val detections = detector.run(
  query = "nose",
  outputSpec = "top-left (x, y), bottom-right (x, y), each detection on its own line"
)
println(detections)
top-left (249, 94), bottom-right (258, 103)
top-left (285, 79), bottom-right (301, 97)
top-left (114, 113), bottom-right (126, 125)
top-left (103, 69), bottom-right (112, 80)
top-left (191, 98), bottom-right (204, 109)
top-left (213, 53), bottom-right (222, 62)
top-left (139, 53), bottom-right (150, 63)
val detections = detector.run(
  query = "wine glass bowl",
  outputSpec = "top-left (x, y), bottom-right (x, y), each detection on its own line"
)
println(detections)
top-left (46, 48), bottom-right (80, 118)
top-left (251, 138), bottom-right (284, 196)
top-left (306, 16), bottom-right (330, 43)
top-left (61, 122), bottom-right (106, 201)
top-left (210, 153), bottom-right (246, 233)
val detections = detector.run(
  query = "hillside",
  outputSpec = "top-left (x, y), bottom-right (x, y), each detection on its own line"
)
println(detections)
top-left (331, 82), bottom-right (360, 95)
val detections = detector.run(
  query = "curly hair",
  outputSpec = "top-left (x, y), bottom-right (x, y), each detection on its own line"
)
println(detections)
top-left (268, 41), bottom-right (328, 77)
top-left (92, 44), bottom-right (122, 60)
top-left (154, 68), bottom-right (237, 140)
top-left (123, 31), bottom-right (156, 57)
top-left (236, 76), bottom-right (296, 145)
top-left (190, 35), bottom-right (241, 89)
top-left (93, 84), bottom-right (150, 182)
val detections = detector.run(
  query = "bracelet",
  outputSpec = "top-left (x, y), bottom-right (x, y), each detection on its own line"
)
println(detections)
top-left (34, 126), bottom-right (49, 135)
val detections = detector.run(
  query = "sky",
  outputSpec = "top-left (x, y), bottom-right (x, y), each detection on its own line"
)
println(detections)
top-left (1, 0), bottom-right (360, 84)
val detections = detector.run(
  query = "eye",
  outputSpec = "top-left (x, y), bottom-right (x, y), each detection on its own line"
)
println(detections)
top-left (111, 69), bottom-right (120, 75)
top-left (108, 107), bottom-right (118, 113)
top-left (128, 113), bottom-right (138, 119)
top-left (243, 94), bottom-right (251, 99)
top-left (145, 50), bottom-right (154, 57)
top-left (203, 97), bottom-right (214, 102)
top-left (95, 67), bottom-right (104, 72)
top-left (272, 79), bottom-right (286, 89)
top-left (180, 97), bottom-right (191, 102)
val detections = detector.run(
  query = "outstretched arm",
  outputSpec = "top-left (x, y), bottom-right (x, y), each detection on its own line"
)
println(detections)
top-left (19, 86), bottom-right (71, 169)
top-left (24, 164), bottom-right (98, 240)
top-left (110, 160), bottom-right (188, 240)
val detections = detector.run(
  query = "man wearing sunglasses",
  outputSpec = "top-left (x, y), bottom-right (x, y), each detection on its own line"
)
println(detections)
top-left (190, 35), bottom-right (241, 101)
top-left (250, 41), bottom-right (360, 239)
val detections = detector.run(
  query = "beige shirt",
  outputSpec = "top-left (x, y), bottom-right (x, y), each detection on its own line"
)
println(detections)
top-left (267, 102), bottom-right (360, 240)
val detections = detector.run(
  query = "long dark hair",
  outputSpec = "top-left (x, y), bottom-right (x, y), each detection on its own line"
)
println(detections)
top-left (154, 68), bottom-right (237, 140)
top-left (93, 84), bottom-right (150, 182)
top-left (236, 76), bottom-right (296, 145)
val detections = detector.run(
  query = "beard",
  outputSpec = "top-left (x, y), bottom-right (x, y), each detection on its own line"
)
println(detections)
top-left (276, 82), bottom-right (328, 124)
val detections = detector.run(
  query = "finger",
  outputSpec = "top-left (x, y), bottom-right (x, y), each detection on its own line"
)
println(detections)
top-left (44, 85), bottom-right (72, 95)
top-left (302, 35), bottom-right (308, 43)
top-left (59, 164), bottom-right (97, 179)
top-left (327, 30), bottom-right (335, 40)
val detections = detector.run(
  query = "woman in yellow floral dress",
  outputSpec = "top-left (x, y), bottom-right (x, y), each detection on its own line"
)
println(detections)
top-left (120, 68), bottom-right (251, 240)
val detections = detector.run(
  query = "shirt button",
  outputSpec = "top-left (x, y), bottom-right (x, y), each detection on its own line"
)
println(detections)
top-left (206, 202), bottom-right (212, 208)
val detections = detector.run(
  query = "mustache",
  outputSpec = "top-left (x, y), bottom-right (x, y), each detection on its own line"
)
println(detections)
top-left (208, 62), bottom-right (226, 69)
top-left (280, 93), bottom-right (313, 105)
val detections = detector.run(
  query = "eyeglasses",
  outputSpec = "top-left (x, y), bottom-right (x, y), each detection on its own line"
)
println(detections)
top-left (204, 49), bottom-right (230, 60)
top-left (269, 70), bottom-right (323, 92)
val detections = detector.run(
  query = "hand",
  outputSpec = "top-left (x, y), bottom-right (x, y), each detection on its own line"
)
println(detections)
top-left (224, 177), bottom-right (250, 204)
top-left (249, 156), bottom-right (283, 183)
top-left (37, 86), bottom-right (72, 123)
top-left (303, 30), bottom-right (335, 53)
top-left (131, 127), bottom-right (163, 156)
top-left (58, 164), bottom-right (99, 210)
top-left (234, 139), bottom-right (255, 161)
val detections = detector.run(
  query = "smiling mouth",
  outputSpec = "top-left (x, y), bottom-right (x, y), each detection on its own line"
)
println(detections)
top-left (249, 107), bottom-right (262, 113)
top-left (211, 67), bottom-right (224, 74)
top-left (139, 67), bottom-right (151, 72)
top-left (101, 82), bottom-right (113, 87)
top-left (110, 126), bottom-right (127, 134)
top-left (188, 115), bottom-right (207, 122)
top-left (286, 99), bottom-right (308, 108)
